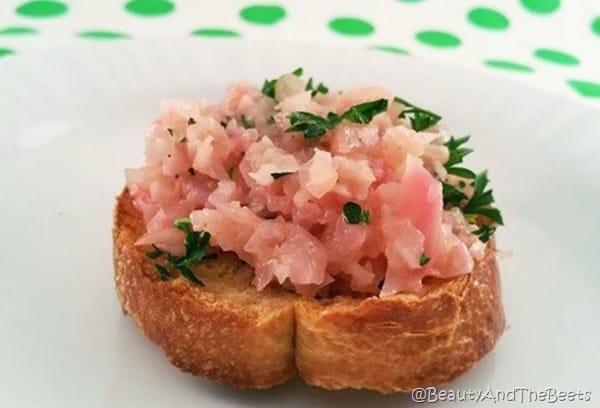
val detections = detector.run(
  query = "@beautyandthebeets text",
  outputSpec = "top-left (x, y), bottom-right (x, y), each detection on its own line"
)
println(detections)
top-left (411, 386), bottom-right (592, 404)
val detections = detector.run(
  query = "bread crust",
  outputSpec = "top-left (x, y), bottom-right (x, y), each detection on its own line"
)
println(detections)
top-left (114, 189), bottom-right (504, 393)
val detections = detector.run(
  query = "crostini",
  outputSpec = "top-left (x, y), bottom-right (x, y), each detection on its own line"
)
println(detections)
top-left (114, 69), bottom-right (504, 394)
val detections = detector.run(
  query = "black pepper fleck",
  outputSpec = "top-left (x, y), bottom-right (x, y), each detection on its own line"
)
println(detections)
top-left (188, 167), bottom-right (196, 176)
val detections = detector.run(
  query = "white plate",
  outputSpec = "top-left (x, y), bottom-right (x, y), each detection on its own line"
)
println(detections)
top-left (1, 39), bottom-right (599, 408)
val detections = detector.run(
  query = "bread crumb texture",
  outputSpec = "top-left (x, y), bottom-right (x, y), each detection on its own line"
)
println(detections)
top-left (114, 190), bottom-right (504, 393)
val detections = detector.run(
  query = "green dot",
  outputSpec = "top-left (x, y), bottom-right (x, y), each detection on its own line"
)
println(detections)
top-left (416, 30), bottom-right (461, 48)
top-left (191, 28), bottom-right (240, 38)
top-left (0, 48), bottom-right (15, 57)
top-left (567, 80), bottom-right (600, 98)
top-left (329, 17), bottom-right (374, 36)
top-left (520, 0), bottom-right (560, 14)
top-left (371, 45), bottom-right (409, 55)
top-left (397, 0), bottom-right (423, 2)
top-left (125, 0), bottom-right (174, 17)
top-left (485, 59), bottom-right (534, 73)
top-left (16, 1), bottom-right (67, 18)
top-left (0, 26), bottom-right (38, 35)
top-left (592, 17), bottom-right (600, 37)
top-left (534, 48), bottom-right (579, 66)
top-left (78, 30), bottom-right (129, 40)
top-left (468, 7), bottom-right (509, 30)
top-left (240, 5), bottom-right (286, 25)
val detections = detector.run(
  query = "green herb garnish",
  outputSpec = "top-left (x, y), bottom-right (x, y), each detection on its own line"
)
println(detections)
top-left (440, 136), bottom-right (503, 241)
top-left (342, 99), bottom-right (389, 124)
top-left (442, 182), bottom-right (468, 207)
top-left (305, 77), bottom-right (329, 96)
top-left (287, 111), bottom-right (340, 138)
top-left (474, 224), bottom-right (496, 243)
top-left (287, 99), bottom-right (388, 138)
top-left (343, 202), bottom-right (370, 225)
top-left (173, 218), bottom-right (192, 231)
top-left (145, 244), bottom-right (164, 259)
top-left (240, 115), bottom-right (253, 129)
top-left (419, 253), bottom-right (431, 266)
top-left (261, 67), bottom-right (304, 98)
top-left (442, 171), bottom-right (503, 241)
top-left (154, 264), bottom-right (172, 281)
top-left (444, 136), bottom-right (476, 179)
top-left (394, 96), bottom-right (442, 132)
top-left (271, 171), bottom-right (294, 180)
top-left (462, 171), bottom-right (504, 225)
top-left (145, 218), bottom-right (213, 285)
top-left (261, 79), bottom-right (277, 98)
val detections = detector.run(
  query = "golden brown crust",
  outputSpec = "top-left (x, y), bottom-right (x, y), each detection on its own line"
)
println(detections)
top-left (295, 248), bottom-right (504, 393)
top-left (114, 189), bottom-right (504, 393)
top-left (114, 189), bottom-right (297, 389)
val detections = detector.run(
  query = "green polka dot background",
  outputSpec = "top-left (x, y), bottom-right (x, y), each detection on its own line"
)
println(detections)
top-left (592, 17), bottom-right (600, 37)
top-left (468, 8), bottom-right (509, 30)
top-left (568, 80), bottom-right (600, 98)
top-left (534, 48), bottom-right (579, 66)
top-left (372, 45), bottom-right (409, 56)
top-left (0, 48), bottom-right (15, 58)
top-left (485, 60), bottom-right (534, 73)
top-left (0, 1), bottom-right (598, 102)
top-left (192, 28), bottom-right (240, 38)
top-left (329, 17), bottom-right (374, 36)
top-left (240, 5), bottom-right (286, 25)
top-left (0, 27), bottom-right (38, 36)
top-left (126, 0), bottom-right (174, 17)
top-left (416, 30), bottom-right (461, 48)
top-left (520, 0), bottom-right (560, 14)
top-left (77, 30), bottom-right (129, 40)
top-left (16, 1), bottom-right (68, 18)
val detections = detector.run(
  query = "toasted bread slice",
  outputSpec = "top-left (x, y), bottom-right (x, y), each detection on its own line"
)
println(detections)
top-left (114, 189), bottom-right (504, 393)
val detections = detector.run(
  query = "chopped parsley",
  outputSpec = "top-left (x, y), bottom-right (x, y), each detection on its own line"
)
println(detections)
top-left (261, 79), bottom-right (277, 98)
top-left (286, 99), bottom-right (388, 138)
top-left (343, 202), bottom-right (370, 225)
top-left (154, 264), bottom-right (172, 281)
top-left (444, 136), bottom-right (476, 179)
top-left (473, 224), bottom-right (496, 243)
top-left (462, 171), bottom-right (504, 225)
top-left (305, 77), bottom-right (329, 96)
top-left (441, 135), bottom-right (503, 241)
top-left (271, 171), bottom-right (294, 180)
top-left (287, 111), bottom-right (340, 138)
top-left (240, 115), bottom-right (253, 129)
top-left (442, 182), bottom-right (468, 207)
top-left (261, 67), bottom-right (304, 98)
top-left (145, 244), bottom-right (164, 260)
top-left (419, 253), bottom-right (431, 266)
top-left (145, 218), bottom-right (213, 285)
top-left (394, 96), bottom-right (442, 132)
top-left (342, 99), bottom-right (389, 124)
